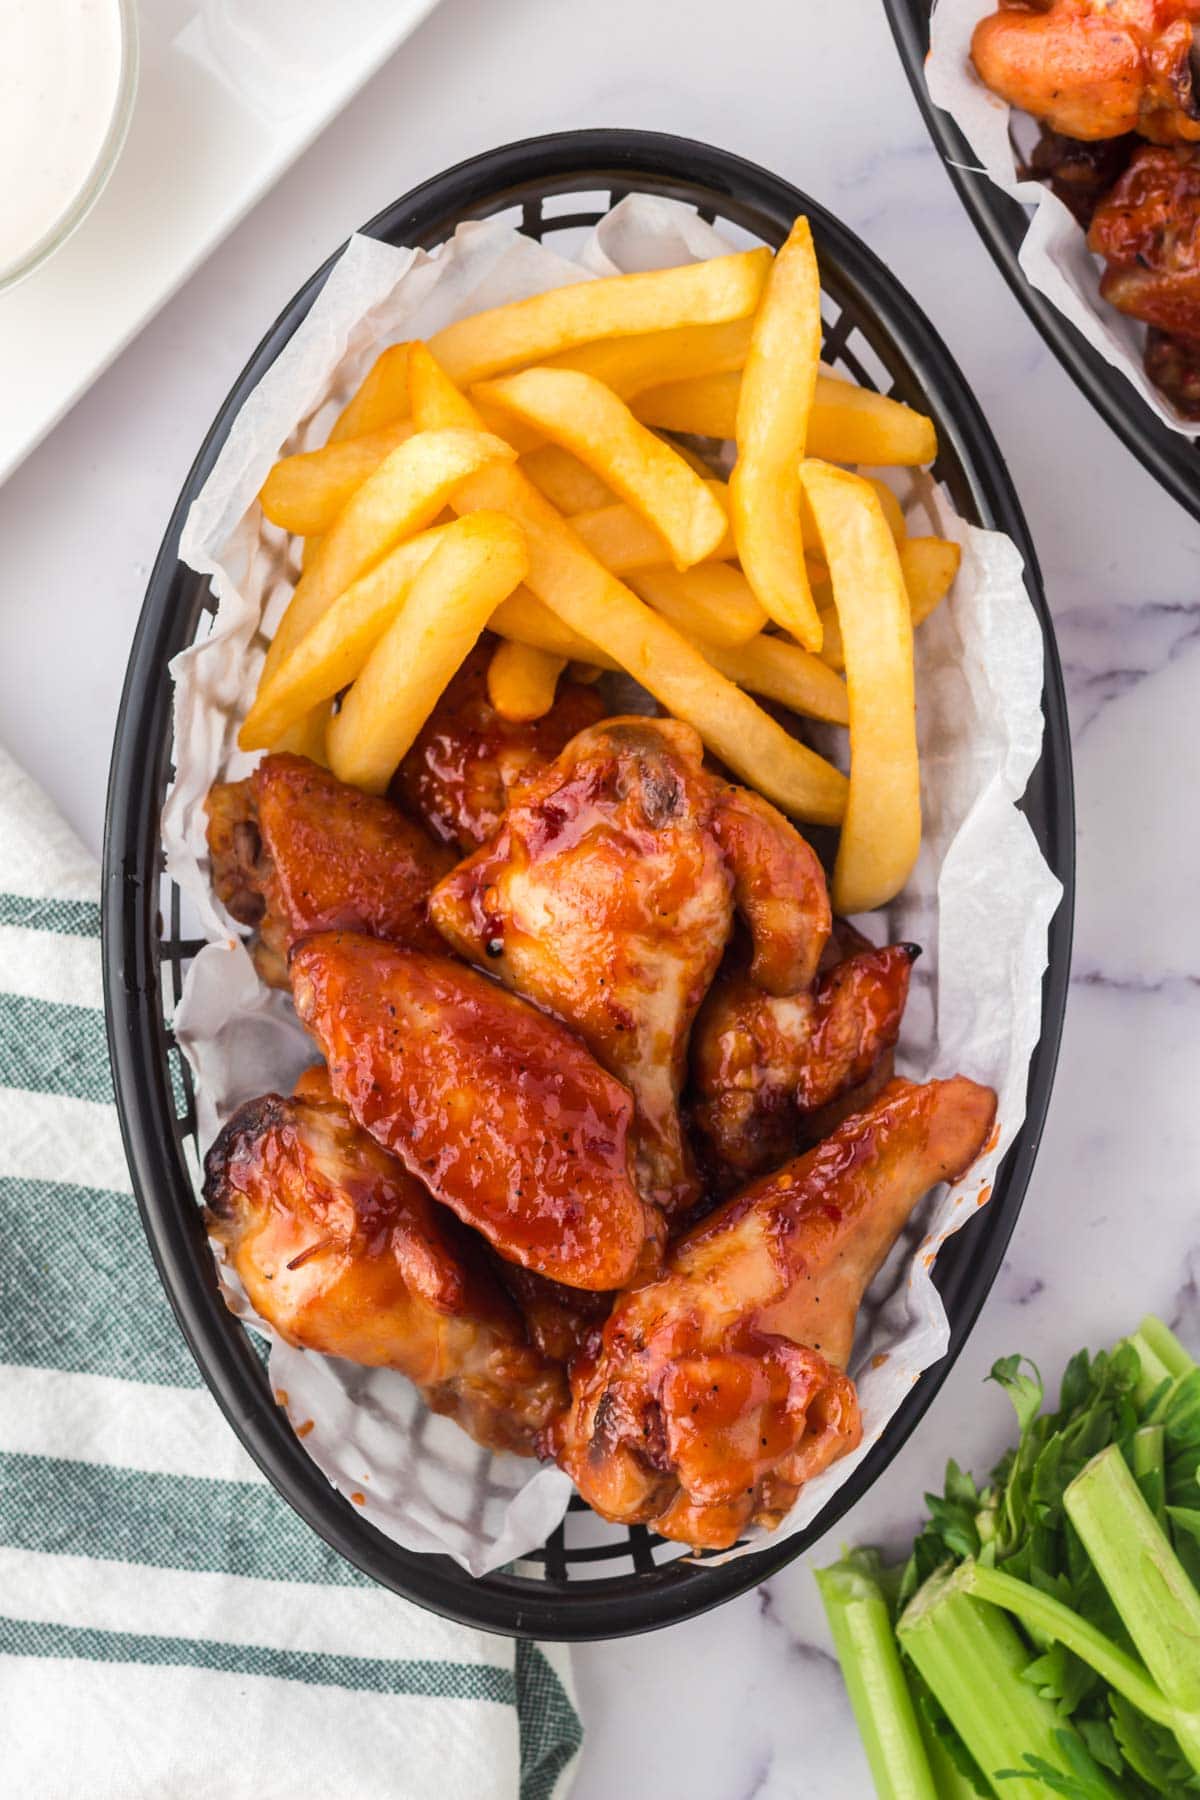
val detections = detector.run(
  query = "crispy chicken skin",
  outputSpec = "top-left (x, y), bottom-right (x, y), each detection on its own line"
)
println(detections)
top-left (392, 640), bottom-right (608, 854)
top-left (548, 1077), bottom-right (997, 1550)
top-left (691, 941), bottom-right (919, 1182)
top-left (1088, 144), bottom-right (1200, 339)
top-left (430, 717), bottom-right (830, 1216)
top-left (203, 1091), bottom-right (568, 1455)
top-left (972, 1), bottom-right (1200, 144)
top-left (206, 754), bottom-right (452, 986)
top-left (290, 932), bottom-right (659, 1291)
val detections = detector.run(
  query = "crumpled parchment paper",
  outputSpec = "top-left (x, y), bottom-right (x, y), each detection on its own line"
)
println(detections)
top-left (161, 194), bottom-right (1062, 1575)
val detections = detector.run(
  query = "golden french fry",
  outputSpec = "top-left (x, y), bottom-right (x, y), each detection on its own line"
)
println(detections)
top-left (240, 527), bottom-right (450, 749)
top-left (730, 217), bottom-right (824, 650)
top-left (300, 533), bottom-right (322, 571)
top-left (568, 661), bottom-right (604, 684)
top-left (542, 317), bottom-right (754, 398)
top-left (328, 343), bottom-right (412, 443)
top-left (328, 513), bottom-right (529, 793)
top-left (699, 633), bottom-right (849, 727)
top-left (571, 482), bottom-right (734, 572)
top-left (427, 248), bottom-right (771, 386)
top-left (477, 368), bottom-right (727, 569)
top-left (473, 401), bottom-right (546, 456)
top-left (259, 420), bottom-right (415, 535)
top-left (866, 478), bottom-right (907, 545)
top-left (409, 345), bottom-right (846, 824)
top-left (801, 460), bottom-right (920, 912)
top-left (635, 369), bottom-right (938, 466)
top-left (261, 427), bottom-right (516, 686)
top-left (487, 638), bottom-right (565, 722)
top-left (520, 444), bottom-right (615, 514)
top-left (272, 700), bottom-right (333, 764)
top-left (816, 534), bottom-right (960, 671)
top-left (491, 590), bottom-right (619, 668)
top-left (628, 564), bottom-right (766, 649)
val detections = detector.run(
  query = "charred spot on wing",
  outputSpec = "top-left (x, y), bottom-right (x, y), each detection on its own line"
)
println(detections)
top-left (638, 760), bottom-right (684, 828)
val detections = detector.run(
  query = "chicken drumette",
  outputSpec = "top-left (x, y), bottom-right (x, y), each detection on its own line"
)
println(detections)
top-left (206, 753), bottom-right (451, 986)
top-left (549, 1076), bottom-right (997, 1549)
top-left (1088, 144), bottom-right (1200, 347)
top-left (972, 1), bottom-right (1200, 144)
top-left (392, 640), bottom-right (608, 854)
top-left (204, 1089), bottom-right (567, 1454)
top-left (290, 931), bottom-right (660, 1290)
top-left (430, 717), bottom-right (831, 1216)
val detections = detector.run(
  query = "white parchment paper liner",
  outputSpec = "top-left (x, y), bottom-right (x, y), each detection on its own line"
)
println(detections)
top-left (161, 196), bottom-right (1062, 1575)
top-left (927, 0), bottom-right (1200, 438)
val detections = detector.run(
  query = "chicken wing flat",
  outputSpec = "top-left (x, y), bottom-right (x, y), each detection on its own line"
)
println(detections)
top-left (972, 1), bottom-right (1200, 144)
top-left (1088, 144), bottom-right (1200, 342)
top-left (430, 716), bottom-right (830, 1215)
top-left (204, 1091), bottom-right (567, 1455)
top-left (549, 1076), bottom-right (997, 1550)
top-left (207, 753), bottom-right (452, 986)
top-left (391, 639), bottom-right (608, 854)
top-left (290, 931), bottom-right (658, 1290)
top-left (691, 940), bottom-right (918, 1182)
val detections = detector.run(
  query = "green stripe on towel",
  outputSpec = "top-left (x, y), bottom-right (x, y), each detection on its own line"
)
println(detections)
top-left (0, 1614), bottom-right (516, 1704)
top-left (0, 894), bottom-right (103, 938)
top-left (0, 994), bottom-right (112, 1105)
top-left (517, 1642), bottom-right (585, 1800)
top-left (0, 1454), bottom-right (371, 1587)
top-left (0, 1176), bottom-right (201, 1386)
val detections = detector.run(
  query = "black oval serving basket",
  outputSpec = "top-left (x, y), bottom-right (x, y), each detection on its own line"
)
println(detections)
top-left (884, 0), bottom-right (1200, 524)
top-left (102, 129), bottom-right (1074, 1642)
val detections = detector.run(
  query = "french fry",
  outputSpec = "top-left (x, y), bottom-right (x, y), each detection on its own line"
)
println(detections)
top-left (328, 343), bottom-right (412, 443)
top-left (491, 590), bottom-right (618, 668)
top-left (487, 638), bottom-right (565, 722)
top-left (260, 427), bottom-right (516, 687)
top-left (476, 368), bottom-right (728, 569)
top-left (520, 444), bottom-right (615, 514)
top-left (635, 369), bottom-right (938, 466)
top-left (239, 527), bottom-right (449, 749)
top-left (300, 534), bottom-right (322, 571)
top-left (272, 700), bottom-right (333, 765)
top-left (259, 420), bottom-right (415, 535)
top-left (542, 317), bottom-right (754, 398)
top-left (327, 513), bottom-right (529, 793)
top-left (410, 344), bottom-right (847, 824)
top-left (801, 461), bottom-right (920, 913)
top-left (730, 217), bottom-right (824, 650)
top-left (816, 534), bottom-right (960, 671)
top-left (568, 662), bottom-right (604, 684)
top-left (866, 478), bottom-right (907, 545)
top-left (571, 483), bottom-right (734, 572)
top-left (700, 633), bottom-right (849, 727)
top-left (427, 248), bottom-right (771, 386)
top-left (628, 564), bottom-right (766, 649)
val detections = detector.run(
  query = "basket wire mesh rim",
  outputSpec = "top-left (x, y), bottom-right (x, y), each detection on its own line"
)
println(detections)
top-left (102, 129), bottom-right (1074, 1641)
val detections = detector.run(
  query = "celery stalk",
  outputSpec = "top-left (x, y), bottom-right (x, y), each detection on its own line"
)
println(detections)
top-left (1066, 1443), bottom-right (1200, 1772)
top-left (897, 1566), bottom-right (1104, 1800)
top-left (1134, 1316), bottom-right (1197, 1381)
top-left (816, 1560), bottom-right (937, 1800)
top-left (1132, 1423), bottom-right (1166, 1525)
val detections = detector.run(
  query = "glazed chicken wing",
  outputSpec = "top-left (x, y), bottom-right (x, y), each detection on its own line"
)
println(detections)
top-left (204, 1091), bottom-right (567, 1454)
top-left (430, 717), bottom-right (831, 1216)
top-left (1087, 144), bottom-right (1200, 342)
top-left (549, 1076), bottom-right (997, 1549)
top-left (691, 938), bottom-right (919, 1182)
top-left (206, 753), bottom-right (452, 986)
top-left (972, 1), bottom-right (1200, 144)
top-left (290, 931), bottom-right (659, 1290)
top-left (391, 639), bottom-right (608, 854)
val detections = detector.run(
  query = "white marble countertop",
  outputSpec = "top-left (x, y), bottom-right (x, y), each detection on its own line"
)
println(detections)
top-left (2, 0), bottom-right (1196, 1792)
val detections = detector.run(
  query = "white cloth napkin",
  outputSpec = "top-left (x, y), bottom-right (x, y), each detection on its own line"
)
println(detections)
top-left (0, 741), bottom-right (582, 1799)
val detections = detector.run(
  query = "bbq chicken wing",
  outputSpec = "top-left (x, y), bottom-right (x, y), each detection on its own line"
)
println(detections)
top-left (391, 639), bottom-right (608, 854)
top-left (549, 1076), bottom-right (997, 1549)
top-left (207, 753), bottom-right (452, 986)
top-left (972, 1), bottom-right (1200, 144)
top-left (290, 931), bottom-right (659, 1290)
top-left (691, 939), bottom-right (919, 1183)
top-left (204, 1091), bottom-right (567, 1454)
top-left (430, 717), bottom-right (831, 1216)
top-left (1087, 144), bottom-right (1200, 341)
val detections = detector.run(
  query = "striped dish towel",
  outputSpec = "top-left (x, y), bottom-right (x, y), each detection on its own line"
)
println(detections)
top-left (0, 743), bottom-right (582, 1799)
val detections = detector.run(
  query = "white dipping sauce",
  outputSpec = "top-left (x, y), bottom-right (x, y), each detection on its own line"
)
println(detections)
top-left (0, 0), bottom-right (124, 271)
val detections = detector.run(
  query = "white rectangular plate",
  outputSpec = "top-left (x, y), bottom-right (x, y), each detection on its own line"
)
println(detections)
top-left (0, 0), bottom-right (442, 486)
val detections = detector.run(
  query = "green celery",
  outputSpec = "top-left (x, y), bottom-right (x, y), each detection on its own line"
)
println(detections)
top-left (816, 1558), bottom-right (938, 1800)
top-left (897, 1566), bottom-right (1113, 1800)
top-left (1131, 1424), bottom-right (1166, 1525)
top-left (1132, 1316), bottom-right (1196, 1383)
top-left (1066, 1442), bottom-right (1200, 1772)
